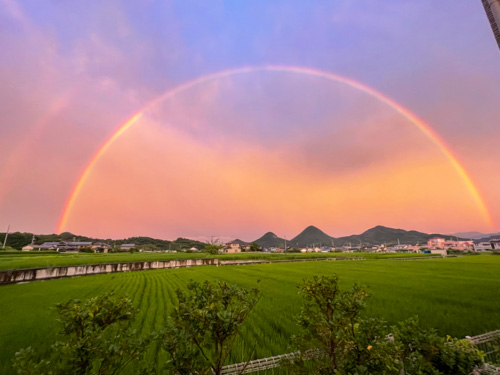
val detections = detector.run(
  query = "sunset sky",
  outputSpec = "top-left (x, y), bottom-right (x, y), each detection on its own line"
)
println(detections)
top-left (1, 1), bottom-right (500, 241)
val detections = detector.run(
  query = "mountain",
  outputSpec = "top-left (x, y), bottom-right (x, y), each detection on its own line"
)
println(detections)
top-left (334, 225), bottom-right (465, 246)
top-left (254, 232), bottom-right (286, 248)
top-left (452, 231), bottom-right (500, 240)
top-left (251, 225), bottom-right (465, 249)
top-left (475, 234), bottom-right (500, 243)
top-left (451, 231), bottom-right (485, 239)
top-left (290, 225), bottom-right (334, 248)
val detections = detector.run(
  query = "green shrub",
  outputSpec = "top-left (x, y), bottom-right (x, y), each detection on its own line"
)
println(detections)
top-left (13, 292), bottom-right (153, 375)
top-left (431, 337), bottom-right (483, 374)
top-left (288, 275), bottom-right (484, 375)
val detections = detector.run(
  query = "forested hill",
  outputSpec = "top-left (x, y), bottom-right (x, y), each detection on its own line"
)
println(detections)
top-left (290, 226), bottom-right (334, 248)
top-left (254, 232), bottom-right (286, 248)
top-left (333, 225), bottom-right (466, 246)
top-left (0, 232), bottom-right (206, 250)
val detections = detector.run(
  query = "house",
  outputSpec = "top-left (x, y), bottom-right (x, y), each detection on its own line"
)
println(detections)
top-left (224, 242), bottom-right (241, 253)
top-left (91, 242), bottom-right (110, 253)
top-left (427, 237), bottom-right (445, 249)
top-left (394, 244), bottom-right (409, 252)
top-left (38, 242), bottom-right (63, 250)
top-left (66, 242), bottom-right (93, 250)
top-left (443, 240), bottom-right (474, 251)
top-left (405, 245), bottom-right (421, 253)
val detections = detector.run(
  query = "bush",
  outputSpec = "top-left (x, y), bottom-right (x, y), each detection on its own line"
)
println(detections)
top-left (431, 337), bottom-right (483, 374)
top-left (13, 292), bottom-right (153, 375)
top-left (287, 275), bottom-right (484, 375)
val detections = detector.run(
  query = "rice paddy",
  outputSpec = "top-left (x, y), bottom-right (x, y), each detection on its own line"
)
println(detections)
top-left (0, 255), bottom-right (498, 374)
top-left (0, 251), bottom-right (434, 271)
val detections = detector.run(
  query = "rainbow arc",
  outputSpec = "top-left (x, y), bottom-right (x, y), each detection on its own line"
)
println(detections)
top-left (57, 66), bottom-right (493, 233)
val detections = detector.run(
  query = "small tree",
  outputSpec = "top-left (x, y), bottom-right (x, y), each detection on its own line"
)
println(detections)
top-left (202, 239), bottom-right (224, 255)
top-left (249, 242), bottom-right (261, 252)
top-left (13, 292), bottom-right (152, 375)
top-left (162, 280), bottom-right (261, 375)
top-left (288, 275), bottom-right (398, 374)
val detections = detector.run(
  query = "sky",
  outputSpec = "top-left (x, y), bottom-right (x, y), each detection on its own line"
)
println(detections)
top-left (1, 0), bottom-right (500, 241)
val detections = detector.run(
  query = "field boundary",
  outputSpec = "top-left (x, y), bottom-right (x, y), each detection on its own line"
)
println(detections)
top-left (0, 258), bottom-right (218, 285)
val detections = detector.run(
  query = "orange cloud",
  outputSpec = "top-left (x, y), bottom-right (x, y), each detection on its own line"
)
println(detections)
top-left (62, 114), bottom-right (487, 240)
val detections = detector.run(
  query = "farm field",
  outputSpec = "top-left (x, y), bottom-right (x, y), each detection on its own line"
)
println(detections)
top-left (0, 251), bottom-right (435, 271)
top-left (0, 255), bottom-right (498, 374)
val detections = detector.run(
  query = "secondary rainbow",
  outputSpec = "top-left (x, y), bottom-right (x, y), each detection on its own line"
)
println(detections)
top-left (57, 65), bottom-right (493, 232)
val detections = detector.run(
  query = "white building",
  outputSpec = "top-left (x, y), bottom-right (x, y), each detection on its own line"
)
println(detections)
top-left (474, 242), bottom-right (493, 251)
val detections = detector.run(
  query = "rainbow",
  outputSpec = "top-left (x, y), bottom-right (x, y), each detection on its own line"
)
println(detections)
top-left (57, 65), bottom-right (493, 232)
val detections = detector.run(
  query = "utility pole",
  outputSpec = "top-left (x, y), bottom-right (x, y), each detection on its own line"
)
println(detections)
top-left (2, 224), bottom-right (10, 249)
top-left (482, 0), bottom-right (500, 50)
top-left (284, 235), bottom-right (287, 252)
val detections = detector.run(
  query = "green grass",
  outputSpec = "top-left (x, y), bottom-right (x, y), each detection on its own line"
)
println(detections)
top-left (0, 255), bottom-right (498, 374)
top-left (0, 251), bottom-right (435, 270)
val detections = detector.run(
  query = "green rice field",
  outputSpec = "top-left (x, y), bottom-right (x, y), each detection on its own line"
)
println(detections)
top-left (0, 255), bottom-right (498, 374)
top-left (0, 251), bottom-right (435, 270)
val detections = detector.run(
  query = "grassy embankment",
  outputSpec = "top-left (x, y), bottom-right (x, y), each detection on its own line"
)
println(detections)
top-left (0, 255), bottom-right (498, 374)
top-left (0, 251), bottom-right (436, 270)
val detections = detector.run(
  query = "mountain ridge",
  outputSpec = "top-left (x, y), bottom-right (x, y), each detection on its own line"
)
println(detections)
top-left (247, 225), bottom-right (469, 248)
top-left (2, 225), bottom-right (473, 251)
